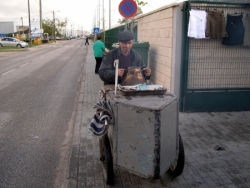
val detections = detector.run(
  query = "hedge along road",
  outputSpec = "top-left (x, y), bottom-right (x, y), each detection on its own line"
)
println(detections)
top-left (0, 39), bottom-right (86, 188)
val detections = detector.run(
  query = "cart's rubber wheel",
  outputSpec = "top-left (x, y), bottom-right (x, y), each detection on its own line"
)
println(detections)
top-left (99, 134), bottom-right (114, 185)
top-left (168, 133), bottom-right (185, 177)
top-left (99, 138), bottom-right (105, 162)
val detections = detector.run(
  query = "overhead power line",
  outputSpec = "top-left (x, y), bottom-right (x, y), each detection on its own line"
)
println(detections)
top-left (1, 12), bottom-right (53, 21)
top-left (32, 0), bottom-right (52, 12)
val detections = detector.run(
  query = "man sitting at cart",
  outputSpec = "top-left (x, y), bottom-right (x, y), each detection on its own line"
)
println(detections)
top-left (98, 30), bottom-right (151, 85)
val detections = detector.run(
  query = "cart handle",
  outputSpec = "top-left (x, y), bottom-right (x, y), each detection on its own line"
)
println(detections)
top-left (114, 59), bottom-right (119, 95)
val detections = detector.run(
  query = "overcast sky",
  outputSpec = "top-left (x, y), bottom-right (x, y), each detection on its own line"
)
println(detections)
top-left (0, 0), bottom-right (182, 32)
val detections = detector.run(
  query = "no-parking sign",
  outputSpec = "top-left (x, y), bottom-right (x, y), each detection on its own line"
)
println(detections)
top-left (119, 0), bottom-right (138, 18)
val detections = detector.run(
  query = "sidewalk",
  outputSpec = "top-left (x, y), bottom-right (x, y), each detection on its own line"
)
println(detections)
top-left (67, 42), bottom-right (250, 188)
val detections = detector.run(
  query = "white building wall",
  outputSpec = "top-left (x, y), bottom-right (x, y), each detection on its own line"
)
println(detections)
top-left (137, 3), bottom-right (183, 98)
top-left (0, 22), bottom-right (15, 34)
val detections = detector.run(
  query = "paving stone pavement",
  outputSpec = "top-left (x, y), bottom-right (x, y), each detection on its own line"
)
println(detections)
top-left (67, 42), bottom-right (250, 188)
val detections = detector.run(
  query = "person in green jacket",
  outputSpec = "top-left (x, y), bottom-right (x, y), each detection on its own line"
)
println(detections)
top-left (93, 36), bottom-right (106, 74)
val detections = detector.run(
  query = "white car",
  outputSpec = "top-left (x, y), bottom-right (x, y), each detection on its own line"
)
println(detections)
top-left (0, 37), bottom-right (28, 48)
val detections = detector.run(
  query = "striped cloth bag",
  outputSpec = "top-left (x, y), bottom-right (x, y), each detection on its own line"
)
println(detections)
top-left (89, 88), bottom-right (114, 137)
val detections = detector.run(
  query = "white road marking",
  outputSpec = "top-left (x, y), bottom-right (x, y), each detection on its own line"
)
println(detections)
top-left (2, 69), bottom-right (16, 76)
top-left (1, 45), bottom-right (74, 76)
top-left (20, 63), bottom-right (29, 67)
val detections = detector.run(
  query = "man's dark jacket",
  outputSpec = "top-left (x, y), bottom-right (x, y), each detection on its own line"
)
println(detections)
top-left (98, 47), bottom-right (146, 85)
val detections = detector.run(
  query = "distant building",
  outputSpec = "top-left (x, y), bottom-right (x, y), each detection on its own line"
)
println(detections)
top-left (83, 30), bottom-right (90, 36)
top-left (16, 25), bottom-right (29, 34)
top-left (0, 21), bottom-right (15, 36)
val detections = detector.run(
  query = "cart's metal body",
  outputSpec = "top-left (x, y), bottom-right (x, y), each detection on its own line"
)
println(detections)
top-left (103, 86), bottom-right (181, 179)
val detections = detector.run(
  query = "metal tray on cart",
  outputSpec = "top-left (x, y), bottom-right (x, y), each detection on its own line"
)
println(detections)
top-left (118, 84), bottom-right (167, 96)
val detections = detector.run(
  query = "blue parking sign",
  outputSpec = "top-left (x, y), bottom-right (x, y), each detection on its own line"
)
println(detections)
top-left (93, 27), bottom-right (100, 34)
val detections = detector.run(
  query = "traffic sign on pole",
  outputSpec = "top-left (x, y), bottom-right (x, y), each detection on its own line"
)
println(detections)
top-left (118, 0), bottom-right (138, 19)
top-left (93, 27), bottom-right (100, 34)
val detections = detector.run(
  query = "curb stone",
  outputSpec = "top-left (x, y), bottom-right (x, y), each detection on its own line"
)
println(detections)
top-left (66, 45), bottom-right (88, 188)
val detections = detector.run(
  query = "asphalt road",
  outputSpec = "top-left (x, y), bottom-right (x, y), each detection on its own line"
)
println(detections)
top-left (0, 40), bottom-right (87, 188)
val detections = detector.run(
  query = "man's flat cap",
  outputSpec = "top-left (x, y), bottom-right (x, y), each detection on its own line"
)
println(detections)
top-left (117, 31), bottom-right (134, 42)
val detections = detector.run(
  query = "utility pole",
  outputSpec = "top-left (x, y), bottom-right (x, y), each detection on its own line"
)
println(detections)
top-left (96, 7), bottom-right (98, 27)
top-left (65, 17), bottom-right (68, 38)
top-left (71, 24), bottom-right (72, 37)
top-left (99, 0), bottom-right (101, 28)
top-left (53, 10), bottom-right (56, 42)
top-left (103, 0), bottom-right (104, 31)
top-left (28, 0), bottom-right (32, 47)
top-left (96, 0), bottom-right (100, 28)
top-left (39, 0), bottom-right (42, 39)
top-left (109, 0), bottom-right (111, 29)
top-left (103, 0), bottom-right (105, 43)
top-left (21, 17), bottom-right (24, 35)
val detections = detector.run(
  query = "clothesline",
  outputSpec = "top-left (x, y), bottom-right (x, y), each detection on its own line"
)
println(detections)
top-left (189, 4), bottom-right (249, 9)
top-left (190, 7), bottom-right (247, 14)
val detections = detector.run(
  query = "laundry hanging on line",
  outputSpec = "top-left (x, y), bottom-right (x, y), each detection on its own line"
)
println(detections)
top-left (188, 9), bottom-right (207, 39)
top-left (222, 14), bottom-right (245, 45)
top-left (205, 10), bottom-right (228, 39)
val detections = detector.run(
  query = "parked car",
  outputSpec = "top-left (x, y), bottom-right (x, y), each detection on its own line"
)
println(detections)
top-left (61, 36), bottom-right (71, 40)
top-left (0, 37), bottom-right (28, 48)
top-left (49, 36), bottom-right (59, 40)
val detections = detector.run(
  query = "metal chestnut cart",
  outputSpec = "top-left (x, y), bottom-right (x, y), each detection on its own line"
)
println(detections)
top-left (98, 85), bottom-right (185, 185)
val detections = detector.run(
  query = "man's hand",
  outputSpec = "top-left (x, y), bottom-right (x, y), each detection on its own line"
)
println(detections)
top-left (144, 68), bottom-right (151, 77)
top-left (118, 69), bottom-right (125, 77)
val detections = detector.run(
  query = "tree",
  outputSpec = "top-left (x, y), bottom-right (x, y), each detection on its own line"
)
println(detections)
top-left (118, 0), bottom-right (148, 24)
top-left (42, 18), bottom-right (67, 36)
top-left (56, 19), bottom-right (67, 37)
top-left (42, 19), bottom-right (53, 35)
